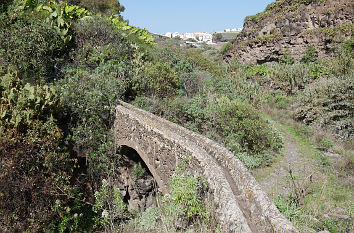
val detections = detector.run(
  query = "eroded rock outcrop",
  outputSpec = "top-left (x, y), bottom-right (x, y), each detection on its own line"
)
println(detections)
top-left (224, 0), bottom-right (354, 64)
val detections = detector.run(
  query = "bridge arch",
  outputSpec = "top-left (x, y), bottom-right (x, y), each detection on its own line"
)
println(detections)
top-left (117, 140), bottom-right (169, 194)
top-left (114, 101), bottom-right (298, 233)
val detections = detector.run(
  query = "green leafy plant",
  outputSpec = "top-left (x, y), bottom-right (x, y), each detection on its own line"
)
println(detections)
top-left (301, 45), bottom-right (318, 64)
top-left (214, 96), bottom-right (282, 154)
top-left (309, 63), bottom-right (328, 79)
top-left (110, 16), bottom-right (155, 44)
top-left (132, 163), bottom-right (146, 180)
top-left (0, 72), bottom-right (61, 131)
top-left (39, 1), bottom-right (89, 42)
top-left (0, 72), bottom-right (78, 232)
top-left (169, 164), bottom-right (208, 220)
top-left (93, 179), bottom-right (127, 232)
top-left (294, 73), bottom-right (354, 138)
top-left (221, 42), bottom-right (232, 55)
top-left (279, 49), bottom-right (296, 65)
top-left (137, 62), bottom-right (180, 98)
top-left (274, 195), bottom-right (300, 221)
top-left (0, 13), bottom-right (64, 83)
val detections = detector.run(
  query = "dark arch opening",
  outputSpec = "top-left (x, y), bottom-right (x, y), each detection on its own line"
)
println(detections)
top-left (117, 145), bottom-right (157, 212)
top-left (119, 145), bottom-right (151, 172)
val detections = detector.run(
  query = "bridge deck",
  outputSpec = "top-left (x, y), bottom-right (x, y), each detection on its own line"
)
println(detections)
top-left (114, 101), bottom-right (298, 233)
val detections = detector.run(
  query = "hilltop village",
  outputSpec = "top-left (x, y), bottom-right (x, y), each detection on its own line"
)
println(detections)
top-left (161, 28), bottom-right (243, 44)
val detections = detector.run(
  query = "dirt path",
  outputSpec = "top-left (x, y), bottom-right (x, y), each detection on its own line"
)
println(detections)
top-left (252, 121), bottom-right (318, 199)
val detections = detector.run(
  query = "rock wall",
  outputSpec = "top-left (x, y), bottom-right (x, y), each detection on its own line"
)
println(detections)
top-left (224, 0), bottom-right (353, 64)
top-left (114, 101), bottom-right (298, 232)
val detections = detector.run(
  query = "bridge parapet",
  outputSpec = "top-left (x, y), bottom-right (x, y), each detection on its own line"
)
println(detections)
top-left (114, 101), bottom-right (298, 233)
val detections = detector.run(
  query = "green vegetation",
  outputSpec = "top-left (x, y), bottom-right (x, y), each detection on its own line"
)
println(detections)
top-left (271, 123), bottom-right (353, 232)
top-left (0, 72), bottom-right (77, 231)
top-left (307, 23), bottom-right (354, 42)
top-left (279, 49), bottom-right (296, 65)
top-left (1, 0), bottom-right (353, 232)
top-left (300, 45), bottom-right (318, 64)
top-left (127, 162), bottom-right (218, 232)
top-left (245, 0), bottom-right (327, 24)
top-left (221, 41), bottom-right (233, 54)
top-left (252, 30), bottom-right (282, 44)
top-left (295, 73), bottom-right (354, 138)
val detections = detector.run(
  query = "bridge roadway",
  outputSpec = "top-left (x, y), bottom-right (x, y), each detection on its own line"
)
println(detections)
top-left (114, 101), bottom-right (298, 233)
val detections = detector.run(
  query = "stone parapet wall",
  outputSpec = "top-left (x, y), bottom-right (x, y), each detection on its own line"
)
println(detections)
top-left (114, 101), bottom-right (298, 232)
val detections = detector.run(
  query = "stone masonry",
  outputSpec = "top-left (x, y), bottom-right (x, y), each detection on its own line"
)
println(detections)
top-left (114, 101), bottom-right (298, 232)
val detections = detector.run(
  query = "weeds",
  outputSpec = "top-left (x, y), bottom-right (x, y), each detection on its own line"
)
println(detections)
top-left (287, 168), bottom-right (313, 206)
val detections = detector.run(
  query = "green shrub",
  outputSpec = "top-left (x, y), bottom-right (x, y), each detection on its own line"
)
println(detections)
top-left (0, 72), bottom-right (62, 132)
top-left (309, 62), bottom-right (328, 79)
top-left (236, 152), bottom-right (263, 169)
top-left (72, 16), bottom-right (136, 69)
top-left (185, 49), bottom-right (226, 78)
top-left (272, 64), bottom-right (311, 93)
top-left (214, 96), bottom-right (282, 154)
top-left (56, 66), bottom-right (125, 156)
top-left (93, 179), bottom-right (127, 231)
top-left (170, 164), bottom-right (208, 219)
top-left (128, 163), bottom-right (216, 232)
top-left (343, 36), bottom-right (354, 53)
top-left (245, 65), bottom-right (274, 79)
top-left (301, 45), bottom-right (318, 64)
top-left (52, 199), bottom-right (98, 233)
top-left (221, 42), bottom-right (232, 55)
top-left (279, 49), bottom-right (296, 65)
top-left (0, 0), bottom-right (13, 13)
top-left (295, 73), bottom-right (354, 138)
top-left (273, 91), bottom-right (291, 109)
top-left (0, 13), bottom-right (64, 83)
top-left (0, 73), bottom-right (76, 232)
top-left (137, 62), bottom-right (179, 98)
top-left (132, 163), bottom-right (146, 180)
top-left (274, 195), bottom-right (300, 221)
top-left (317, 138), bottom-right (334, 151)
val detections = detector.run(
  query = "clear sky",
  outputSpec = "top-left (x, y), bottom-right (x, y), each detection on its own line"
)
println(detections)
top-left (119, 0), bottom-right (274, 34)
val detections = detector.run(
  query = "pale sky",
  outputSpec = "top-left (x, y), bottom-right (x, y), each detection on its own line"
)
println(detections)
top-left (120, 0), bottom-right (274, 34)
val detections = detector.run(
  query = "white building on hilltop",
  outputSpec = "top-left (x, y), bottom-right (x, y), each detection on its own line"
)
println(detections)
top-left (194, 32), bottom-right (213, 44)
top-left (183, 32), bottom-right (197, 41)
top-left (164, 31), bottom-right (214, 44)
top-left (164, 32), bottom-right (172, 38)
top-left (172, 32), bottom-right (181, 38)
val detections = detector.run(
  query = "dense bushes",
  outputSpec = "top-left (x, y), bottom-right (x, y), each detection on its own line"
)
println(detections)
top-left (134, 77), bottom-right (283, 168)
top-left (136, 62), bottom-right (180, 98)
top-left (127, 163), bottom-right (216, 232)
top-left (221, 42), bottom-right (233, 55)
top-left (0, 73), bottom-right (75, 232)
top-left (214, 96), bottom-right (282, 153)
top-left (295, 73), bottom-right (354, 139)
top-left (0, 13), bottom-right (64, 83)
top-left (0, 72), bottom-right (62, 131)
top-left (3, 0), bottom-right (352, 231)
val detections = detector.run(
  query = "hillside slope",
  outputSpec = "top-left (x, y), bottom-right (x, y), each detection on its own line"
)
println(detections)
top-left (224, 0), bottom-right (353, 64)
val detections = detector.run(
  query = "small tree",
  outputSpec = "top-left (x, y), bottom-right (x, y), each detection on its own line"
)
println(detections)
top-left (213, 33), bottom-right (223, 42)
top-left (69, 0), bottom-right (125, 18)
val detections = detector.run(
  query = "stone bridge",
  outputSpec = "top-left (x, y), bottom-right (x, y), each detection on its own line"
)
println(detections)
top-left (114, 101), bottom-right (298, 233)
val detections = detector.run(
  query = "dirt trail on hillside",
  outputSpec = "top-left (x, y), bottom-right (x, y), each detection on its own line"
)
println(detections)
top-left (253, 122), bottom-right (318, 199)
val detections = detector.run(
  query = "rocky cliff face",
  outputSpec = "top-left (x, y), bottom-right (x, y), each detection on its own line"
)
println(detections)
top-left (224, 0), bottom-right (354, 64)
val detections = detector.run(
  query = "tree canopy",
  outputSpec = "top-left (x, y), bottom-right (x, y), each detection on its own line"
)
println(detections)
top-left (67, 0), bottom-right (125, 17)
